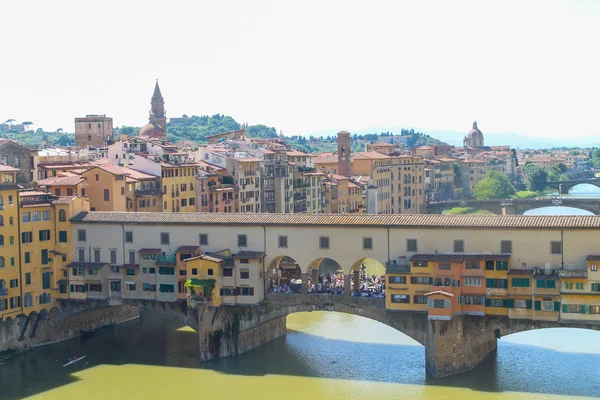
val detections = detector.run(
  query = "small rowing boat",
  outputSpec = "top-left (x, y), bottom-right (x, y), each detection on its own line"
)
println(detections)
top-left (63, 356), bottom-right (86, 367)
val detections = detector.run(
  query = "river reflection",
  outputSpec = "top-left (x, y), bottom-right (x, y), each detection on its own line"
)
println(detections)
top-left (1, 312), bottom-right (599, 400)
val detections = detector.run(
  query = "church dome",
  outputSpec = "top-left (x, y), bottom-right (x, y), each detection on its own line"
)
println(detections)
top-left (139, 122), bottom-right (166, 138)
top-left (466, 121), bottom-right (483, 139)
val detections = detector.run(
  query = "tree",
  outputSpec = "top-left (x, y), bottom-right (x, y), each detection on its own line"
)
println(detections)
top-left (547, 163), bottom-right (570, 182)
top-left (472, 170), bottom-right (516, 200)
top-left (524, 164), bottom-right (548, 191)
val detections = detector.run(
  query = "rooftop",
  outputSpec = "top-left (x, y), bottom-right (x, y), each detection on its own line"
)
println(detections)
top-left (70, 212), bottom-right (600, 230)
top-left (411, 253), bottom-right (511, 262)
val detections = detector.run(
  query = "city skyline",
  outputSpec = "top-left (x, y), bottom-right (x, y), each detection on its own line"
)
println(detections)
top-left (1, 0), bottom-right (599, 139)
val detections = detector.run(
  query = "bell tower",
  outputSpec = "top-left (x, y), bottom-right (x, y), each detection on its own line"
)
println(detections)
top-left (337, 131), bottom-right (352, 176)
top-left (151, 80), bottom-right (166, 130)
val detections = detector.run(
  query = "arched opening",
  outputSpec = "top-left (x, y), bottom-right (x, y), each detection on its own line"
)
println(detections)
top-left (23, 293), bottom-right (33, 308)
top-left (523, 206), bottom-right (594, 216)
top-left (306, 257), bottom-right (344, 295)
top-left (0, 257), bottom-right (4, 268)
top-left (0, 235), bottom-right (4, 246)
top-left (563, 183), bottom-right (600, 195)
top-left (58, 209), bottom-right (67, 222)
top-left (349, 258), bottom-right (386, 298)
top-left (267, 256), bottom-right (302, 294)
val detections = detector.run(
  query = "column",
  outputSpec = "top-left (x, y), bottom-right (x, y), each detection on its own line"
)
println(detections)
top-left (301, 273), bottom-right (308, 295)
top-left (344, 274), bottom-right (351, 297)
top-left (353, 270), bottom-right (360, 294)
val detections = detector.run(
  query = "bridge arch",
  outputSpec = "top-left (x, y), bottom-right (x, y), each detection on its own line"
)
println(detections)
top-left (306, 257), bottom-right (344, 295)
top-left (547, 181), bottom-right (600, 193)
top-left (267, 256), bottom-right (302, 293)
top-left (349, 258), bottom-right (386, 296)
top-left (520, 205), bottom-right (596, 215)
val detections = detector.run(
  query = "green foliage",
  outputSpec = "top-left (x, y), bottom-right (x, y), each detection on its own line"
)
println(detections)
top-left (167, 114), bottom-right (241, 143)
top-left (547, 163), bottom-right (571, 182)
top-left (119, 126), bottom-right (140, 136)
top-left (472, 170), bottom-right (516, 200)
top-left (185, 278), bottom-right (216, 296)
top-left (0, 130), bottom-right (75, 147)
top-left (453, 162), bottom-right (462, 185)
top-left (245, 124), bottom-right (278, 139)
top-left (513, 190), bottom-right (538, 199)
top-left (523, 164), bottom-right (548, 191)
top-left (442, 207), bottom-right (495, 215)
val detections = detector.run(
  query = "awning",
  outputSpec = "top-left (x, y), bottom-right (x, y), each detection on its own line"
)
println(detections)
top-left (124, 281), bottom-right (136, 285)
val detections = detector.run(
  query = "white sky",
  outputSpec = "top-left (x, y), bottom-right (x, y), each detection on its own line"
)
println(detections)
top-left (1, 0), bottom-right (599, 138)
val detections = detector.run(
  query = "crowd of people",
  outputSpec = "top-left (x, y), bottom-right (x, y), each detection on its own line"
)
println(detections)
top-left (271, 270), bottom-right (386, 298)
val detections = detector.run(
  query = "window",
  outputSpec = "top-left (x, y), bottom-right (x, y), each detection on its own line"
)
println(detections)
top-left (239, 287), bottom-right (254, 296)
top-left (590, 305), bottom-right (600, 314)
top-left (278, 235), bottom-right (288, 248)
top-left (158, 267), bottom-right (175, 275)
top-left (22, 231), bottom-right (32, 243)
top-left (240, 270), bottom-right (250, 279)
top-left (190, 268), bottom-right (198, 275)
top-left (125, 231), bottom-right (133, 243)
top-left (159, 284), bottom-right (175, 293)
top-left (319, 236), bottom-right (330, 249)
top-left (485, 260), bottom-right (495, 270)
top-left (439, 263), bottom-right (451, 270)
top-left (428, 299), bottom-right (450, 309)
top-left (220, 287), bottom-right (234, 296)
top-left (410, 276), bottom-right (432, 285)
top-left (490, 299), bottom-right (505, 307)
top-left (511, 278), bottom-right (530, 287)
top-left (160, 233), bottom-right (170, 245)
top-left (25, 273), bottom-right (31, 285)
top-left (496, 261), bottom-right (508, 271)
top-left (59, 209), bottom-right (67, 222)
top-left (103, 189), bottom-right (110, 201)
top-left (363, 237), bottom-right (373, 250)
top-left (78, 248), bottom-right (85, 262)
top-left (591, 283), bottom-right (600, 292)
top-left (515, 299), bottom-right (528, 308)
top-left (413, 261), bottom-right (428, 267)
top-left (42, 210), bottom-right (51, 220)
top-left (41, 249), bottom-right (49, 265)
top-left (223, 268), bottom-right (233, 277)
top-left (179, 270), bottom-right (186, 276)
top-left (94, 249), bottom-right (101, 262)
top-left (129, 251), bottom-right (136, 264)
top-left (465, 261), bottom-right (479, 269)
top-left (413, 295), bottom-right (427, 304)
top-left (22, 212), bottom-right (30, 222)
top-left (32, 212), bottom-right (41, 221)
top-left (39, 229), bottom-right (51, 241)
top-left (237, 234), bottom-right (247, 247)
top-left (501, 240), bottom-right (512, 253)
top-left (541, 301), bottom-right (555, 311)
top-left (126, 268), bottom-right (135, 276)
top-left (59, 231), bottom-right (67, 243)
top-left (110, 250), bottom-right (117, 265)
top-left (486, 278), bottom-right (508, 289)
top-left (550, 241), bottom-right (562, 254)
top-left (199, 234), bottom-right (208, 246)
top-left (10, 279), bottom-right (18, 288)
top-left (388, 276), bottom-right (407, 284)
top-left (536, 279), bottom-right (556, 289)
top-left (112, 266), bottom-right (120, 273)
top-left (42, 272), bottom-right (51, 289)
top-left (464, 277), bottom-right (481, 286)
top-left (591, 264), bottom-right (598, 272)
top-left (406, 238), bottom-right (418, 252)
top-left (576, 282), bottom-right (584, 290)
top-left (127, 283), bottom-right (136, 291)
top-left (208, 269), bottom-right (214, 276)
top-left (78, 229), bottom-right (86, 241)
top-left (453, 240), bottom-right (464, 253)
top-left (391, 294), bottom-right (410, 303)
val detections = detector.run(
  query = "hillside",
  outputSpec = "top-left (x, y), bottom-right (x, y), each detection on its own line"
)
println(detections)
top-left (0, 129), bottom-right (75, 147)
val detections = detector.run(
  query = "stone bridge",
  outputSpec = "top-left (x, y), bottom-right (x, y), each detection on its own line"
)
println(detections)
top-left (192, 293), bottom-right (600, 378)
top-left (547, 178), bottom-right (600, 193)
top-left (427, 198), bottom-right (600, 215)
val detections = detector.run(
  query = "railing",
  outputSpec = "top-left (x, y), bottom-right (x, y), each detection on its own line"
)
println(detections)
top-left (294, 194), bottom-right (307, 201)
top-left (386, 262), bottom-right (411, 273)
top-left (156, 254), bottom-right (177, 264)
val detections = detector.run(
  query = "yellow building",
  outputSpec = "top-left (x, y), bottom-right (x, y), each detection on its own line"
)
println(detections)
top-left (390, 155), bottom-right (425, 214)
top-left (160, 155), bottom-right (197, 212)
top-left (559, 257), bottom-right (600, 321)
top-left (353, 152), bottom-right (392, 214)
top-left (386, 257), bottom-right (432, 312)
top-left (37, 173), bottom-right (88, 197)
top-left (507, 269), bottom-right (534, 319)
top-left (81, 165), bottom-right (129, 211)
top-left (231, 158), bottom-right (261, 213)
top-left (484, 257), bottom-right (510, 316)
top-left (122, 167), bottom-right (162, 212)
top-left (0, 166), bottom-right (21, 319)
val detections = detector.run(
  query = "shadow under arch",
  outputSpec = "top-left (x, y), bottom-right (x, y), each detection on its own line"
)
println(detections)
top-left (266, 256), bottom-right (302, 293)
top-left (306, 257), bottom-right (344, 295)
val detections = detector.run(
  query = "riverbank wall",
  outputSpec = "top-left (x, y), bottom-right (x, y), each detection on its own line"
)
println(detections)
top-left (0, 302), bottom-right (140, 353)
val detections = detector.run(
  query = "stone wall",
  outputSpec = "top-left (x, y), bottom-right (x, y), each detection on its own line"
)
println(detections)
top-left (0, 302), bottom-right (139, 352)
top-left (0, 140), bottom-right (34, 183)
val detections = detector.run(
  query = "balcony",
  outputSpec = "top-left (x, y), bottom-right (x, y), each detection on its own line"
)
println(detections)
top-left (386, 262), bottom-right (411, 273)
top-left (294, 193), bottom-right (307, 201)
top-left (156, 254), bottom-right (177, 265)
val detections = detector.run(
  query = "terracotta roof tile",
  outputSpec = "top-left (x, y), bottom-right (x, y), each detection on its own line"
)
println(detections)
top-left (0, 164), bottom-right (19, 172)
top-left (52, 196), bottom-right (79, 205)
top-left (38, 175), bottom-right (86, 186)
top-left (69, 212), bottom-right (600, 230)
top-left (234, 251), bottom-right (265, 259)
top-left (507, 269), bottom-right (534, 276)
top-left (411, 253), bottom-right (510, 262)
top-left (176, 245), bottom-right (201, 254)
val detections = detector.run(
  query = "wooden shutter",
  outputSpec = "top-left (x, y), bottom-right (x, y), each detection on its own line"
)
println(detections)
top-left (526, 299), bottom-right (532, 309)
top-left (562, 303), bottom-right (568, 313)
top-left (554, 302), bottom-right (560, 312)
top-left (506, 298), bottom-right (515, 308)
top-left (580, 305), bottom-right (587, 314)
top-left (486, 278), bottom-right (494, 288)
top-left (534, 300), bottom-right (541, 310)
top-left (485, 298), bottom-right (491, 307)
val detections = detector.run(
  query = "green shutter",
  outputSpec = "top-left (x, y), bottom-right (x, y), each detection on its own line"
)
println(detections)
top-left (534, 301), bottom-right (541, 310)
top-left (485, 298), bottom-right (491, 306)
top-left (70, 284), bottom-right (74, 293)
top-left (547, 280), bottom-right (556, 289)
top-left (580, 305), bottom-right (587, 314)
top-left (526, 299), bottom-right (532, 309)
top-left (592, 283), bottom-right (599, 292)
top-left (506, 298), bottom-right (515, 308)
top-left (486, 278), bottom-right (494, 288)
top-left (562, 303), bottom-right (568, 313)
top-left (554, 301), bottom-right (560, 311)
top-left (536, 280), bottom-right (545, 288)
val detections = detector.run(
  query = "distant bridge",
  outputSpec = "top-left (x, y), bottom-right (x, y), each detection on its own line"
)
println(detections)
top-left (547, 178), bottom-right (600, 193)
top-left (427, 198), bottom-right (600, 215)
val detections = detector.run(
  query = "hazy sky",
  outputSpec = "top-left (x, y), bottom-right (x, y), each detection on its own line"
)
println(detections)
top-left (2, 0), bottom-right (599, 138)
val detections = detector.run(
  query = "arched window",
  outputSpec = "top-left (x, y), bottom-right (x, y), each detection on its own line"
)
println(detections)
top-left (0, 256), bottom-right (4, 268)
top-left (0, 279), bottom-right (5, 289)
top-left (0, 195), bottom-right (3, 207)
top-left (24, 293), bottom-right (32, 307)
top-left (59, 209), bottom-right (67, 222)
top-left (0, 215), bottom-right (3, 226)
top-left (0, 235), bottom-right (4, 246)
